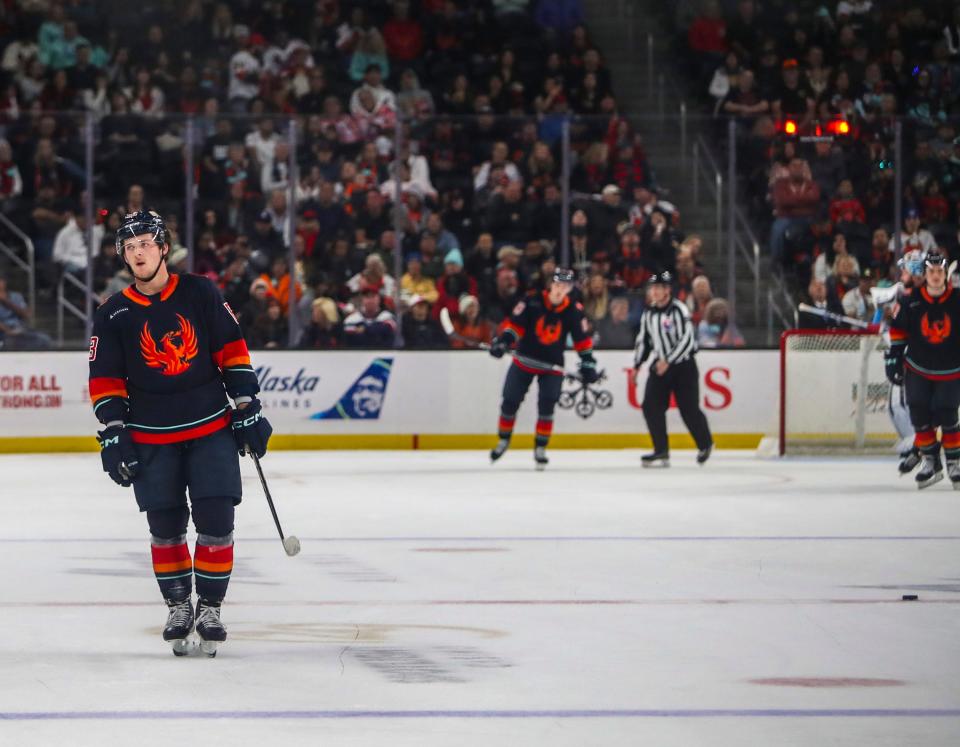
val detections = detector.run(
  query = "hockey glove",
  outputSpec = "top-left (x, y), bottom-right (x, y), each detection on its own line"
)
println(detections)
top-left (231, 398), bottom-right (273, 458)
top-left (578, 353), bottom-right (600, 384)
top-left (97, 424), bottom-right (139, 487)
top-left (884, 347), bottom-right (905, 386)
top-left (489, 336), bottom-right (509, 359)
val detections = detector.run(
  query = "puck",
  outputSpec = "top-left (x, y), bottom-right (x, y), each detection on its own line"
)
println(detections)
top-left (901, 594), bottom-right (918, 601)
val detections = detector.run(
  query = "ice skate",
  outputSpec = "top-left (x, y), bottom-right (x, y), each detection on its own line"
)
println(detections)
top-left (696, 444), bottom-right (713, 465)
top-left (916, 454), bottom-right (944, 489)
top-left (947, 459), bottom-right (960, 490)
top-left (490, 438), bottom-right (510, 463)
top-left (534, 446), bottom-right (548, 471)
top-left (195, 599), bottom-right (227, 657)
top-left (163, 598), bottom-right (195, 656)
top-left (898, 447), bottom-right (921, 475)
top-left (641, 451), bottom-right (670, 468)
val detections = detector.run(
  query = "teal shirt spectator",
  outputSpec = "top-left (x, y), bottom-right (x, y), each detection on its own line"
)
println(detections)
top-left (349, 52), bottom-right (390, 83)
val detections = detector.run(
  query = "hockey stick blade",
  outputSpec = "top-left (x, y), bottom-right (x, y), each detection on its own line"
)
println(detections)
top-left (249, 450), bottom-right (301, 557)
top-left (439, 306), bottom-right (456, 336)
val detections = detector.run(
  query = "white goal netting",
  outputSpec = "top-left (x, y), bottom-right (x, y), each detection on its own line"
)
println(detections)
top-left (779, 331), bottom-right (897, 455)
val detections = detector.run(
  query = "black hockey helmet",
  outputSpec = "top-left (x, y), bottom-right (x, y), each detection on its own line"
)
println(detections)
top-left (553, 267), bottom-right (575, 284)
top-left (648, 270), bottom-right (673, 286)
top-left (924, 248), bottom-right (947, 268)
top-left (116, 210), bottom-right (168, 256)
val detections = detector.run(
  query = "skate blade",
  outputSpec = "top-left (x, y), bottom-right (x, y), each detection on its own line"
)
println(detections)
top-left (917, 472), bottom-right (944, 490)
top-left (641, 460), bottom-right (670, 469)
top-left (170, 638), bottom-right (197, 657)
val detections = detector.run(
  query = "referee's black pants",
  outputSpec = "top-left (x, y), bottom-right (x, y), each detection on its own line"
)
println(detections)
top-left (642, 358), bottom-right (713, 454)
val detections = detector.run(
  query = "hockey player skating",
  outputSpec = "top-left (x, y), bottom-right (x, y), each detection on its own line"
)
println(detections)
top-left (89, 211), bottom-right (272, 655)
top-left (885, 249), bottom-right (960, 488)
top-left (489, 268), bottom-right (598, 469)
top-left (631, 271), bottom-right (713, 467)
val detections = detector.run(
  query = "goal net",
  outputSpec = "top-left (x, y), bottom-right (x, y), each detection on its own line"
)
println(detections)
top-left (779, 330), bottom-right (897, 455)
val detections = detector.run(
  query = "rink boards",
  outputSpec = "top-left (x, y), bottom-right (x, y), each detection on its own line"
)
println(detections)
top-left (0, 350), bottom-right (778, 452)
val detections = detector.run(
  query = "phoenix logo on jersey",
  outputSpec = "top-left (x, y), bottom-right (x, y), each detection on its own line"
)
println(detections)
top-left (535, 317), bottom-right (563, 345)
top-left (921, 312), bottom-right (951, 344)
top-left (310, 358), bottom-right (394, 420)
top-left (139, 314), bottom-right (198, 376)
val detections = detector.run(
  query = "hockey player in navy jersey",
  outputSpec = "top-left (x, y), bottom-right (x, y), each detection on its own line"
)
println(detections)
top-left (89, 210), bottom-right (272, 656)
top-left (488, 268), bottom-right (598, 469)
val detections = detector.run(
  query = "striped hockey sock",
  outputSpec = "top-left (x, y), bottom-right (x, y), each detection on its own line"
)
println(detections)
top-left (193, 534), bottom-right (234, 604)
top-left (914, 428), bottom-right (939, 455)
top-left (535, 416), bottom-right (553, 448)
top-left (151, 536), bottom-right (192, 602)
top-left (498, 412), bottom-right (516, 440)
top-left (941, 425), bottom-right (960, 460)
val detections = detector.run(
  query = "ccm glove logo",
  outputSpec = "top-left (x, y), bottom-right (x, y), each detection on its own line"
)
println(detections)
top-left (232, 412), bottom-right (262, 429)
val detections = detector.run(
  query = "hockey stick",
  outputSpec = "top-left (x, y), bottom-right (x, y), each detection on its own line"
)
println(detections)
top-left (249, 451), bottom-right (301, 557)
top-left (798, 303), bottom-right (870, 330)
top-left (438, 307), bottom-right (570, 374)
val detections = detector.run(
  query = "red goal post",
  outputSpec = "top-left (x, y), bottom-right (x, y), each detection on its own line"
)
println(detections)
top-left (779, 329), bottom-right (897, 455)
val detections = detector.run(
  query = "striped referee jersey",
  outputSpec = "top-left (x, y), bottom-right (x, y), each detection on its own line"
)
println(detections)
top-left (634, 298), bottom-right (697, 367)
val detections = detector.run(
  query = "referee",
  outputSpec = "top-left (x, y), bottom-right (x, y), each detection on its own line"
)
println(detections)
top-left (631, 271), bottom-right (714, 467)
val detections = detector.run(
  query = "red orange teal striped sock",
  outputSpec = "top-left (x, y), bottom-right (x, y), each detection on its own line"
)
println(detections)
top-left (194, 535), bottom-right (234, 603)
top-left (151, 536), bottom-right (192, 602)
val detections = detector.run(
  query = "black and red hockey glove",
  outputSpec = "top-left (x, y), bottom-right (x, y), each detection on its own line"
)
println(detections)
top-left (97, 424), bottom-right (139, 487)
top-left (578, 352), bottom-right (600, 384)
top-left (231, 398), bottom-right (273, 458)
top-left (488, 336), bottom-right (509, 358)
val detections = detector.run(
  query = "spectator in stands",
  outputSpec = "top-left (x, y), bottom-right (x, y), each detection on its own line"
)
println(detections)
top-left (698, 298), bottom-right (745, 348)
top-left (350, 31), bottom-right (391, 83)
top-left (814, 232), bottom-right (861, 283)
top-left (228, 25), bottom-right (262, 112)
top-left (485, 267), bottom-right (520, 325)
top-left (349, 63), bottom-right (396, 116)
top-left (614, 226), bottom-right (652, 290)
top-left (582, 273), bottom-right (610, 323)
top-left (772, 58), bottom-right (815, 127)
top-left (687, 275), bottom-right (714, 324)
top-left (0, 275), bottom-right (50, 350)
top-left (486, 180), bottom-right (535, 246)
top-left (52, 209), bottom-right (104, 277)
top-left (343, 285), bottom-right (397, 348)
top-left (721, 68), bottom-right (769, 121)
top-left (594, 296), bottom-right (636, 349)
top-left (674, 245), bottom-right (703, 308)
top-left (841, 267), bottom-right (877, 323)
top-left (248, 297), bottom-right (288, 350)
top-left (240, 277), bottom-right (272, 338)
top-left (435, 248), bottom-right (478, 321)
top-left (770, 157), bottom-right (820, 264)
top-left (535, 0), bottom-right (585, 37)
top-left (797, 277), bottom-right (842, 328)
top-left (0, 139), bottom-right (22, 210)
top-left (383, 2), bottom-right (424, 67)
top-left (709, 51), bottom-right (742, 113)
top-left (829, 179), bottom-right (866, 226)
top-left (396, 69), bottom-right (435, 121)
top-left (590, 184), bottom-right (630, 252)
top-left (348, 254), bottom-right (397, 301)
top-left (402, 295), bottom-right (449, 349)
top-left (640, 209), bottom-right (678, 273)
top-left (826, 254), bottom-right (860, 308)
top-left (451, 294), bottom-right (494, 349)
top-left (889, 207), bottom-right (937, 254)
top-left (400, 253), bottom-right (438, 305)
top-left (259, 256), bottom-right (303, 316)
top-left (687, 0), bottom-right (728, 81)
top-left (299, 296), bottom-right (342, 350)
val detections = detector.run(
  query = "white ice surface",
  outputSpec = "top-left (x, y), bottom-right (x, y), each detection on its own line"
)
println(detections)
top-left (0, 450), bottom-right (958, 746)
